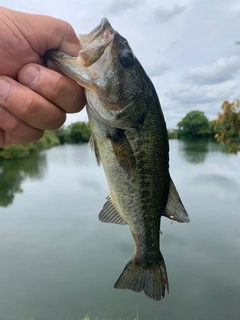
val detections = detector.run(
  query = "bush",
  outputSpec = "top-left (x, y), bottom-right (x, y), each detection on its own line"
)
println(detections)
top-left (0, 131), bottom-right (60, 160)
top-left (177, 110), bottom-right (211, 139)
top-left (0, 121), bottom-right (91, 159)
top-left (68, 122), bottom-right (91, 143)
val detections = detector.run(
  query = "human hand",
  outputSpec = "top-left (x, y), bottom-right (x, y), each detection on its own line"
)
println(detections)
top-left (0, 6), bottom-right (86, 146)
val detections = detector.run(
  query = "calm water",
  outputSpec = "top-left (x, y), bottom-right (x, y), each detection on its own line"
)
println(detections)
top-left (0, 140), bottom-right (239, 320)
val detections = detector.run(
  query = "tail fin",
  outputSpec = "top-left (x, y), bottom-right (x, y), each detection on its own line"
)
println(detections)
top-left (114, 256), bottom-right (169, 301)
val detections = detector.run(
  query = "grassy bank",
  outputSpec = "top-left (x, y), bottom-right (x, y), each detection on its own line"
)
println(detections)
top-left (0, 130), bottom-right (60, 159)
top-left (0, 122), bottom-right (91, 160)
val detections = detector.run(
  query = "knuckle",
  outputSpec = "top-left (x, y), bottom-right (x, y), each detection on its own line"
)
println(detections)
top-left (3, 115), bottom-right (22, 133)
top-left (9, 129), bottom-right (44, 145)
top-left (50, 76), bottom-right (65, 102)
top-left (19, 91), bottom-right (66, 130)
top-left (20, 94), bottom-right (37, 120)
top-left (49, 111), bottom-right (66, 129)
top-left (41, 106), bottom-right (66, 130)
top-left (64, 21), bottom-right (74, 34)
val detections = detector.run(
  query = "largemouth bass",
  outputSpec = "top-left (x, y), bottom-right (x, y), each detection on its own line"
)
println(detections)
top-left (47, 18), bottom-right (189, 301)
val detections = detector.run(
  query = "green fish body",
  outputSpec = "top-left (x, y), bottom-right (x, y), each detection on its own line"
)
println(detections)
top-left (47, 18), bottom-right (189, 301)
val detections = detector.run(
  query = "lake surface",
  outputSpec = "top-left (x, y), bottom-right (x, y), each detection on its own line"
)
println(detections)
top-left (0, 140), bottom-right (239, 320)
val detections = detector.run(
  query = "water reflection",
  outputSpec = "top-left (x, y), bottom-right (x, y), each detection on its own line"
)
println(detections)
top-left (0, 153), bottom-right (47, 207)
top-left (179, 139), bottom-right (211, 164)
top-left (0, 142), bottom-right (239, 320)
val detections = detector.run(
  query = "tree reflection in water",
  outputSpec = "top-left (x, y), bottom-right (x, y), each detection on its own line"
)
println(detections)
top-left (0, 153), bottom-right (47, 207)
top-left (179, 139), bottom-right (210, 164)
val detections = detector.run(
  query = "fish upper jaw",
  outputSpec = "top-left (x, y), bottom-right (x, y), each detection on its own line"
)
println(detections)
top-left (78, 18), bottom-right (114, 49)
top-left (76, 18), bottom-right (115, 68)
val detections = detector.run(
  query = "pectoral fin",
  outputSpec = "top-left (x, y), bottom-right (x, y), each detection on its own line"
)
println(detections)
top-left (89, 134), bottom-right (101, 165)
top-left (163, 178), bottom-right (190, 223)
top-left (99, 195), bottom-right (127, 225)
top-left (107, 129), bottom-right (136, 172)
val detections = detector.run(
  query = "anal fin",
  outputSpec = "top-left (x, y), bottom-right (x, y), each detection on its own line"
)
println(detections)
top-left (163, 178), bottom-right (190, 223)
top-left (89, 134), bottom-right (101, 165)
top-left (99, 195), bottom-right (127, 225)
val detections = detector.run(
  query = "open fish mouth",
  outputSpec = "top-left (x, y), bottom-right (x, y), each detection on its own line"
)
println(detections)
top-left (46, 18), bottom-right (115, 83)
top-left (74, 18), bottom-right (115, 68)
top-left (78, 17), bottom-right (115, 50)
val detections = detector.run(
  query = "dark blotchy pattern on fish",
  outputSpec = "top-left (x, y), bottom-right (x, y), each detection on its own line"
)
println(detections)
top-left (46, 17), bottom-right (189, 301)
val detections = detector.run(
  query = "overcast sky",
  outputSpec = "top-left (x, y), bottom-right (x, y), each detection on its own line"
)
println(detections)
top-left (2, 0), bottom-right (240, 128)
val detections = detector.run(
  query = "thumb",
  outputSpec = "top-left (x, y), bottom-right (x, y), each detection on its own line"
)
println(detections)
top-left (5, 7), bottom-right (81, 56)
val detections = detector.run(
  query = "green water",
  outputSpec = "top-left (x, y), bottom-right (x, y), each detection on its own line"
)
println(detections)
top-left (0, 140), bottom-right (239, 320)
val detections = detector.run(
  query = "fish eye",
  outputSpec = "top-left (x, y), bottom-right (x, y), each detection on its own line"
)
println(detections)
top-left (118, 50), bottom-right (134, 69)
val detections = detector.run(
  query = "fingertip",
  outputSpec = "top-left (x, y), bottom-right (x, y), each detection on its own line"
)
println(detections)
top-left (66, 85), bottom-right (86, 113)
top-left (50, 111), bottom-right (66, 129)
top-left (18, 63), bottom-right (86, 114)
top-left (18, 64), bottom-right (40, 87)
top-left (8, 129), bottom-right (45, 145)
top-left (58, 21), bottom-right (81, 56)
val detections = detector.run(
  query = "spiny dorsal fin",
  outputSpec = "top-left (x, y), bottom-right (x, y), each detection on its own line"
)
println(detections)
top-left (163, 178), bottom-right (190, 223)
top-left (107, 129), bottom-right (136, 172)
top-left (89, 134), bottom-right (101, 165)
top-left (99, 195), bottom-right (127, 225)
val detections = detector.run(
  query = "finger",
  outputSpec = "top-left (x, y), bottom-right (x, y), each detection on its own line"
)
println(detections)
top-left (0, 77), bottom-right (66, 130)
top-left (18, 63), bottom-right (86, 113)
top-left (4, 8), bottom-right (81, 57)
top-left (0, 107), bottom-right (43, 146)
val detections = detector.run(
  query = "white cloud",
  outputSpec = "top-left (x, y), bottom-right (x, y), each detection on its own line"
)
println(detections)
top-left (1, 0), bottom-right (240, 128)
top-left (106, 0), bottom-right (144, 15)
top-left (166, 80), bottom-right (239, 104)
top-left (146, 62), bottom-right (170, 77)
top-left (154, 4), bottom-right (187, 24)
top-left (185, 55), bottom-right (240, 85)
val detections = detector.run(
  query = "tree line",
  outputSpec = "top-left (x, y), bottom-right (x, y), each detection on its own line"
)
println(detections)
top-left (0, 121), bottom-right (91, 159)
top-left (0, 99), bottom-right (239, 159)
top-left (168, 100), bottom-right (240, 154)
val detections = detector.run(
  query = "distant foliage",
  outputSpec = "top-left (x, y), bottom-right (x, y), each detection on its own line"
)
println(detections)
top-left (167, 129), bottom-right (178, 139)
top-left (214, 100), bottom-right (240, 154)
top-left (0, 144), bottom-right (33, 159)
top-left (177, 110), bottom-right (211, 139)
top-left (55, 122), bottom-right (91, 144)
top-left (0, 131), bottom-right (60, 160)
top-left (0, 122), bottom-right (91, 159)
top-left (67, 121), bottom-right (91, 143)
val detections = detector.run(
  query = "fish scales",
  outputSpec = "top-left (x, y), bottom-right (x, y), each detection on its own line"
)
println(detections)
top-left (47, 17), bottom-right (189, 301)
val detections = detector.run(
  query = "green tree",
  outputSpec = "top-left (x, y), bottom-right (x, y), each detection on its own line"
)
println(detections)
top-left (55, 126), bottom-right (70, 144)
top-left (68, 122), bottom-right (91, 143)
top-left (214, 100), bottom-right (240, 154)
top-left (177, 110), bottom-right (211, 139)
top-left (167, 129), bottom-right (178, 139)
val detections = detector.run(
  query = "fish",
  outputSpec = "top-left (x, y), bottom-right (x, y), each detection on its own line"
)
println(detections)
top-left (46, 18), bottom-right (189, 301)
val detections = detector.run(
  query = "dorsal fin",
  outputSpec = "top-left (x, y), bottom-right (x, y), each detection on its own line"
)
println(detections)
top-left (99, 195), bottom-right (127, 225)
top-left (163, 178), bottom-right (190, 223)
